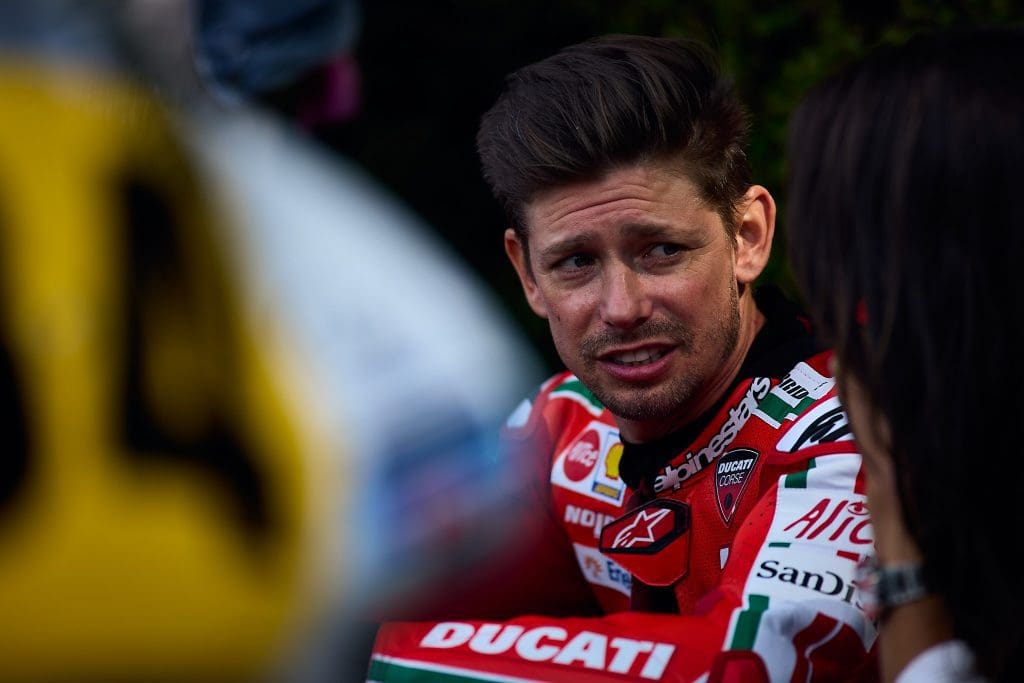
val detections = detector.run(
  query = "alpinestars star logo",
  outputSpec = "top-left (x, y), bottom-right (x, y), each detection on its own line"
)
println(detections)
top-left (600, 499), bottom-right (690, 556)
top-left (611, 507), bottom-right (673, 549)
top-left (599, 499), bottom-right (692, 585)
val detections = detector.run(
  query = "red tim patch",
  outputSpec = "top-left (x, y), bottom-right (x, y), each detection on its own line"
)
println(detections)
top-left (714, 448), bottom-right (760, 525)
top-left (563, 429), bottom-right (601, 482)
top-left (599, 499), bottom-right (690, 586)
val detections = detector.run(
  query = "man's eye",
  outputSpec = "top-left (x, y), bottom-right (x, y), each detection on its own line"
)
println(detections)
top-left (558, 254), bottom-right (595, 270)
top-left (649, 243), bottom-right (682, 258)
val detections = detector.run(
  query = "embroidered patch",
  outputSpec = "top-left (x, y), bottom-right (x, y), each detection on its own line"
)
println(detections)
top-left (776, 396), bottom-right (853, 453)
top-left (599, 499), bottom-right (691, 586)
top-left (551, 421), bottom-right (626, 504)
top-left (714, 447), bottom-right (760, 525)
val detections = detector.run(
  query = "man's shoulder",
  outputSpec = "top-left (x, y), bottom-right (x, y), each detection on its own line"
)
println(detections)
top-left (751, 348), bottom-right (859, 466)
top-left (502, 370), bottom-right (617, 446)
top-left (750, 349), bottom-right (836, 429)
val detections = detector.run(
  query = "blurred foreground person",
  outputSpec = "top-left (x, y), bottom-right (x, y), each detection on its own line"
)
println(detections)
top-left (0, 4), bottom-right (539, 682)
top-left (369, 35), bottom-right (876, 682)
top-left (787, 26), bottom-right (1024, 683)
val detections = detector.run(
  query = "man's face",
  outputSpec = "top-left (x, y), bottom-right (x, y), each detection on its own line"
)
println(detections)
top-left (507, 163), bottom-right (749, 439)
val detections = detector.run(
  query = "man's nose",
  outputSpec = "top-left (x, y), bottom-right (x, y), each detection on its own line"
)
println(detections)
top-left (599, 265), bottom-right (652, 329)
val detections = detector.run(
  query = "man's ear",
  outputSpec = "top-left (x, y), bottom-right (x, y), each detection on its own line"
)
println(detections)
top-left (734, 185), bottom-right (776, 285)
top-left (505, 228), bottom-right (549, 318)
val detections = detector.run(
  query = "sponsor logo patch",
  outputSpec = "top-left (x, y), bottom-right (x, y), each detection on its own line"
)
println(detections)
top-left (782, 497), bottom-right (873, 547)
top-left (563, 430), bottom-right (600, 482)
top-left (754, 362), bottom-right (834, 428)
top-left (654, 377), bottom-right (771, 492)
top-left (714, 447), bottom-right (760, 525)
top-left (551, 421), bottom-right (626, 504)
top-left (599, 499), bottom-right (691, 586)
top-left (564, 504), bottom-right (617, 539)
top-left (419, 621), bottom-right (675, 679)
top-left (776, 396), bottom-right (853, 452)
top-left (754, 558), bottom-right (862, 608)
top-left (572, 543), bottom-right (632, 596)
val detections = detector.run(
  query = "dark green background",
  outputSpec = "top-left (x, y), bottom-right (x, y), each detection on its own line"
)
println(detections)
top-left (324, 1), bottom-right (1022, 372)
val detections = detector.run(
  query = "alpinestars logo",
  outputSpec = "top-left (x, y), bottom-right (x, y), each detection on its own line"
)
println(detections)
top-left (599, 499), bottom-right (692, 585)
top-left (600, 499), bottom-right (690, 555)
top-left (655, 377), bottom-right (771, 492)
top-left (611, 507), bottom-right (673, 549)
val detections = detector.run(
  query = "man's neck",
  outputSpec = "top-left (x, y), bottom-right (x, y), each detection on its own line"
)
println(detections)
top-left (618, 291), bottom-right (765, 443)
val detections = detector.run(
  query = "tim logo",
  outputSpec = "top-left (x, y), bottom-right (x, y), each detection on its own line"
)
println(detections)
top-left (563, 430), bottom-right (600, 482)
top-left (777, 396), bottom-right (853, 452)
top-left (552, 422), bottom-right (626, 504)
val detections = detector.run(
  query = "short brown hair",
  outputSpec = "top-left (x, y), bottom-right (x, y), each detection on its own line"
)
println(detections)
top-left (476, 34), bottom-right (751, 241)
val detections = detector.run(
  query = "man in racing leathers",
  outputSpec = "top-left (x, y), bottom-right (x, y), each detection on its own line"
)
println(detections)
top-left (367, 35), bottom-right (878, 682)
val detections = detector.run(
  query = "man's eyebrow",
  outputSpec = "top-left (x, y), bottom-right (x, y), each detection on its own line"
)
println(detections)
top-left (622, 221), bottom-right (678, 239)
top-left (538, 234), bottom-right (593, 262)
top-left (537, 221), bottom-right (686, 262)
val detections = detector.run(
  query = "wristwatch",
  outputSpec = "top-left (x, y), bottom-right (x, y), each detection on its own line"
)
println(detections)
top-left (854, 554), bottom-right (930, 622)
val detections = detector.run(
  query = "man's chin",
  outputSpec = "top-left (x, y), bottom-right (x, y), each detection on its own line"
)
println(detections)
top-left (592, 385), bottom-right (691, 423)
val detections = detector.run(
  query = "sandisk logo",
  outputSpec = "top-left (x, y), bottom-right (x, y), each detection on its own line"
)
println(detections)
top-left (420, 622), bottom-right (675, 679)
top-left (756, 559), bottom-right (862, 608)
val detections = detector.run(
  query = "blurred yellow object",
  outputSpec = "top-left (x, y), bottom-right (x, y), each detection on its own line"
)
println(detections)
top-left (0, 61), bottom-right (325, 682)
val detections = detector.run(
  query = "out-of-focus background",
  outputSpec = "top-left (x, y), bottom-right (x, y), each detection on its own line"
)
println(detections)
top-left (0, 1), bottom-right (542, 681)
top-left (0, 2), bottom-right (1020, 682)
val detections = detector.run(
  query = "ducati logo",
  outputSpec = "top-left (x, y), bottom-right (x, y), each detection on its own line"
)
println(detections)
top-left (714, 448), bottom-right (759, 525)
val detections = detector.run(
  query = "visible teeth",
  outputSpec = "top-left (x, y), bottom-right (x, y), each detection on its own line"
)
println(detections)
top-left (612, 348), bottom-right (666, 366)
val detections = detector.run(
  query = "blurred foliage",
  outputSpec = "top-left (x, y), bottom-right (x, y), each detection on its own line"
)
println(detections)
top-left (327, 0), bottom-right (1023, 372)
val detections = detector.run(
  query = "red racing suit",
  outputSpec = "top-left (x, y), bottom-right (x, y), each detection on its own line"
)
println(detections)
top-left (369, 294), bottom-right (879, 682)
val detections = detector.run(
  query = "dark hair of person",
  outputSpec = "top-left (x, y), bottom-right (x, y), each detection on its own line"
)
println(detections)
top-left (477, 34), bottom-right (751, 251)
top-left (786, 26), bottom-right (1024, 682)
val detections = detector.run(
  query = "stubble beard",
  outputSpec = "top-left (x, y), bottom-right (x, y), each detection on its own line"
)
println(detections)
top-left (574, 288), bottom-right (741, 423)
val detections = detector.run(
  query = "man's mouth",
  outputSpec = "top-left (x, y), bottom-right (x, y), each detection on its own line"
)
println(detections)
top-left (605, 347), bottom-right (671, 367)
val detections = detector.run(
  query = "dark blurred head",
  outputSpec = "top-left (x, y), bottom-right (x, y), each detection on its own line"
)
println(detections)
top-left (476, 34), bottom-right (751, 251)
top-left (786, 26), bottom-right (1024, 682)
top-left (193, 0), bottom-right (362, 126)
